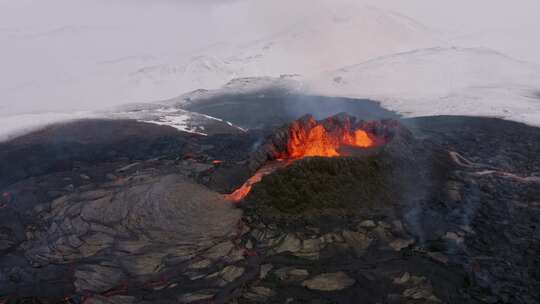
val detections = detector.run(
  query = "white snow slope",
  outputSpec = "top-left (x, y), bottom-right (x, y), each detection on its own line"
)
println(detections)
top-left (100, 4), bottom-right (442, 106)
top-left (308, 47), bottom-right (540, 125)
top-left (1, 0), bottom-right (539, 140)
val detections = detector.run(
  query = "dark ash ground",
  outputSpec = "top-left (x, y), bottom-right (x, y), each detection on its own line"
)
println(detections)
top-left (0, 94), bottom-right (539, 304)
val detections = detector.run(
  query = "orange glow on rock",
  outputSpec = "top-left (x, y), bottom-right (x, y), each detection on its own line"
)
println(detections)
top-left (225, 161), bottom-right (286, 203)
top-left (226, 116), bottom-right (383, 202)
top-left (285, 118), bottom-right (375, 159)
top-left (348, 129), bottom-right (375, 148)
top-left (288, 124), bottom-right (340, 158)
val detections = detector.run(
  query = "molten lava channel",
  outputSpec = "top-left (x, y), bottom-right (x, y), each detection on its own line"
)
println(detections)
top-left (226, 118), bottom-right (382, 202)
top-left (225, 161), bottom-right (286, 202)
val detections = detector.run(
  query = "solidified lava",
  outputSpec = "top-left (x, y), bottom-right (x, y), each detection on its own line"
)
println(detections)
top-left (2, 115), bottom-right (540, 304)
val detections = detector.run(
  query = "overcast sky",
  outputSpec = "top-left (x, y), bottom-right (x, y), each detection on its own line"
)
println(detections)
top-left (0, 0), bottom-right (539, 118)
top-left (2, 0), bottom-right (539, 60)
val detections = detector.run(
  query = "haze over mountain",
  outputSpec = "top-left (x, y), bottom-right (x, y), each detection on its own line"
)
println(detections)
top-left (309, 47), bottom-right (540, 125)
top-left (0, 0), bottom-right (539, 139)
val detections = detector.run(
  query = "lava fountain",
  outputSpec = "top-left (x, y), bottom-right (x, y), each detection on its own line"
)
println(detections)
top-left (282, 116), bottom-right (377, 159)
top-left (226, 114), bottom-right (387, 202)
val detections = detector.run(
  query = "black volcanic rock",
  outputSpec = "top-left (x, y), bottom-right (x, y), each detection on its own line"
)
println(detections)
top-left (1, 114), bottom-right (540, 304)
top-left (2, 173), bottom-right (245, 302)
top-left (0, 119), bottom-right (192, 188)
top-left (248, 156), bottom-right (395, 214)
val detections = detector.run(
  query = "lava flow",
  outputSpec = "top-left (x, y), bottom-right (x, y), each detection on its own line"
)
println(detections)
top-left (225, 161), bottom-right (287, 202)
top-left (226, 116), bottom-right (383, 202)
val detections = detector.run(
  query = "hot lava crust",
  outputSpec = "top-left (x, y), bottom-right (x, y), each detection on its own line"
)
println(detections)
top-left (1, 112), bottom-right (540, 304)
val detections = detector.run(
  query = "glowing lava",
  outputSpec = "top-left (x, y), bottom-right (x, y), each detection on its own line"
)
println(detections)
top-left (226, 116), bottom-right (383, 202)
top-left (284, 117), bottom-right (375, 159)
top-left (225, 161), bottom-right (286, 202)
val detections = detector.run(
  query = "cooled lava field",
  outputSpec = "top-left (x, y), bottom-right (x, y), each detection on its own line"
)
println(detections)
top-left (1, 93), bottom-right (539, 304)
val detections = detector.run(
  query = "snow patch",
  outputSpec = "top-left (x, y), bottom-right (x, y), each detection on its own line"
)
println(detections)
top-left (109, 106), bottom-right (246, 135)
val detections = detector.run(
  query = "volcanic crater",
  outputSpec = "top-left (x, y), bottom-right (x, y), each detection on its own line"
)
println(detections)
top-left (229, 114), bottom-right (438, 214)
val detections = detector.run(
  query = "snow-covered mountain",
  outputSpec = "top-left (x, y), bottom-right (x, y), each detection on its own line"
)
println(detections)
top-left (308, 47), bottom-right (540, 126)
top-left (0, 3), bottom-right (442, 140)
top-left (1, 1), bottom-right (540, 140)
top-left (161, 76), bottom-right (304, 107)
top-left (225, 6), bottom-right (441, 74)
top-left (126, 5), bottom-right (441, 97)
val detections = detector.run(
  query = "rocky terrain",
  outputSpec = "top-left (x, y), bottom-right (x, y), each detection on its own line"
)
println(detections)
top-left (0, 106), bottom-right (539, 303)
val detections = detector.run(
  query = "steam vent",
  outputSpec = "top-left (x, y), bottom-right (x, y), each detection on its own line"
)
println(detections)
top-left (1, 111), bottom-right (540, 304)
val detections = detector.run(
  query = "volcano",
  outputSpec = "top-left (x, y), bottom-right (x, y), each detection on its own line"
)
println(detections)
top-left (226, 114), bottom-right (406, 202)
top-left (1, 112), bottom-right (540, 304)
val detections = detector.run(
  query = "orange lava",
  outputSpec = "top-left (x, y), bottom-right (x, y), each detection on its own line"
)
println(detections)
top-left (225, 161), bottom-right (286, 202)
top-left (225, 182), bottom-right (254, 203)
top-left (288, 124), bottom-right (340, 158)
top-left (226, 117), bottom-right (381, 202)
top-left (285, 119), bottom-right (375, 159)
top-left (344, 129), bottom-right (374, 148)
